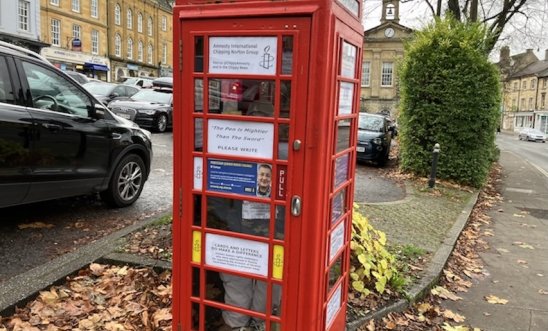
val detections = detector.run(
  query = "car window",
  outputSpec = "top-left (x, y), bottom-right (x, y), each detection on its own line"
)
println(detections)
top-left (22, 61), bottom-right (92, 117)
top-left (359, 115), bottom-right (384, 132)
top-left (0, 57), bottom-right (15, 105)
top-left (126, 86), bottom-right (139, 95)
top-left (112, 85), bottom-right (126, 96)
top-left (131, 89), bottom-right (172, 104)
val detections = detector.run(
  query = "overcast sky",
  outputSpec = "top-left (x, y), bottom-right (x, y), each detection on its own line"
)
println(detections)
top-left (362, 0), bottom-right (548, 62)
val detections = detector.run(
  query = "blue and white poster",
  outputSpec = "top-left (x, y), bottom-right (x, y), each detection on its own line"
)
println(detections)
top-left (207, 159), bottom-right (258, 196)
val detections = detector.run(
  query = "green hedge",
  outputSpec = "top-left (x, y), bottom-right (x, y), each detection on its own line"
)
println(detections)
top-left (398, 18), bottom-right (501, 187)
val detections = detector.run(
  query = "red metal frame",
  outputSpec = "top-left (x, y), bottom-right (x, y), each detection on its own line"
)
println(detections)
top-left (173, 1), bottom-right (363, 330)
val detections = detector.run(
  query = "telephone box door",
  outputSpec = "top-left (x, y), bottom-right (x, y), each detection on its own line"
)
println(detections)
top-left (175, 17), bottom-right (311, 331)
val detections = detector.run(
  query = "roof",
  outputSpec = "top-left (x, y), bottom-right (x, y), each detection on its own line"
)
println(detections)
top-left (364, 21), bottom-right (413, 35)
top-left (510, 60), bottom-right (548, 79)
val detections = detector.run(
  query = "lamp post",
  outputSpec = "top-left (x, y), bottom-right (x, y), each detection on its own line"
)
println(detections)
top-left (428, 143), bottom-right (440, 188)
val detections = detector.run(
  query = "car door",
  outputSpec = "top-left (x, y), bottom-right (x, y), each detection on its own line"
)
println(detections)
top-left (16, 58), bottom-right (113, 202)
top-left (0, 55), bottom-right (33, 207)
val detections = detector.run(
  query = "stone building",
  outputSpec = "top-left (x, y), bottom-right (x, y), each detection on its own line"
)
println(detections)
top-left (497, 47), bottom-right (548, 132)
top-left (39, 0), bottom-right (110, 80)
top-left (0, 0), bottom-right (49, 53)
top-left (107, 0), bottom-right (173, 81)
top-left (361, 0), bottom-right (412, 118)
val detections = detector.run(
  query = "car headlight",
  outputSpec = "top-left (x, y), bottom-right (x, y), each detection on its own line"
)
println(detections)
top-left (373, 138), bottom-right (382, 145)
top-left (138, 109), bottom-right (156, 115)
top-left (142, 129), bottom-right (152, 140)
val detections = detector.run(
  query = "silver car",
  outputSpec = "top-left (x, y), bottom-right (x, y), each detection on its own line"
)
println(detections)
top-left (518, 128), bottom-right (546, 142)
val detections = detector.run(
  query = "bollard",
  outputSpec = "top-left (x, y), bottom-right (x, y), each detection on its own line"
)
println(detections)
top-left (428, 143), bottom-right (440, 188)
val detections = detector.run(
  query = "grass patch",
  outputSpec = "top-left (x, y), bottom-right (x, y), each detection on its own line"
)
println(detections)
top-left (389, 244), bottom-right (428, 292)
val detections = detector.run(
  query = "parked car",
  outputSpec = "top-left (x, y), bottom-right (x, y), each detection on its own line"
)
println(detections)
top-left (120, 76), bottom-right (154, 88)
top-left (64, 70), bottom-right (89, 84)
top-left (109, 77), bottom-right (173, 133)
top-left (83, 81), bottom-right (140, 105)
top-left (356, 113), bottom-right (393, 166)
top-left (0, 41), bottom-right (152, 208)
top-left (518, 128), bottom-right (546, 142)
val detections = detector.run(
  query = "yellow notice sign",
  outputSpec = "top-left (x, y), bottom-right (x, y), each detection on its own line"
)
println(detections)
top-left (192, 231), bottom-right (202, 263)
top-left (272, 245), bottom-right (284, 280)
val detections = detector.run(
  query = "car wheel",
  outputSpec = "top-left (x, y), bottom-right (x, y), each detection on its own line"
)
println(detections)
top-left (101, 154), bottom-right (145, 208)
top-left (154, 113), bottom-right (168, 133)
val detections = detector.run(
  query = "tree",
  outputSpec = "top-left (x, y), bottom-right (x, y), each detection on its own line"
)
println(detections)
top-left (398, 17), bottom-right (501, 187)
top-left (418, 0), bottom-right (546, 54)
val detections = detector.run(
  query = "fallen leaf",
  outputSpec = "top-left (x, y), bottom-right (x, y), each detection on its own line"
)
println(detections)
top-left (496, 248), bottom-right (509, 253)
top-left (89, 263), bottom-right (105, 276)
top-left (384, 320), bottom-right (397, 329)
top-left (431, 286), bottom-right (462, 301)
top-left (538, 274), bottom-right (544, 277)
top-left (538, 289), bottom-right (548, 295)
top-left (365, 319), bottom-right (375, 331)
top-left (483, 312), bottom-right (491, 316)
top-left (517, 260), bottom-right (527, 264)
top-left (18, 222), bottom-right (54, 229)
top-left (518, 244), bottom-right (535, 250)
top-left (443, 309), bottom-right (466, 323)
top-left (417, 302), bottom-right (432, 313)
top-left (512, 214), bottom-right (525, 218)
top-left (442, 323), bottom-right (470, 331)
top-left (485, 295), bottom-right (508, 305)
top-left (152, 308), bottom-right (172, 327)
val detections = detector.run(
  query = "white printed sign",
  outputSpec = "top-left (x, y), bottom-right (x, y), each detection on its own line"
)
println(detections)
top-left (242, 201), bottom-right (270, 219)
top-left (208, 119), bottom-right (274, 158)
top-left (205, 233), bottom-right (269, 276)
top-left (209, 37), bottom-right (277, 75)
top-left (194, 157), bottom-right (203, 190)
top-left (341, 42), bottom-right (357, 78)
top-left (325, 284), bottom-right (342, 328)
top-left (329, 221), bottom-right (345, 263)
top-left (338, 82), bottom-right (354, 115)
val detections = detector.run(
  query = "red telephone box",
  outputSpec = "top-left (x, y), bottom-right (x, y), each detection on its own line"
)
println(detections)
top-left (172, 0), bottom-right (363, 330)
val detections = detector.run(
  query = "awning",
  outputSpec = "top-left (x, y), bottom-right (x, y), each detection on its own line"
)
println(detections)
top-left (84, 62), bottom-right (109, 71)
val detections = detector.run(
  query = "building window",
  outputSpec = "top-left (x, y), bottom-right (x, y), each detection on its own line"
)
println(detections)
top-left (162, 16), bottom-right (167, 31)
top-left (114, 33), bottom-right (121, 57)
top-left (114, 4), bottom-right (121, 25)
top-left (521, 98), bottom-right (525, 109)
top-left (361, 61), bottom-right (370, 86)
top-left (72, 0), bottom-right (80, 12)
top-left (162, 43), bottom-right (167, 65)
top-left (91, 30), bottom-right (99, 54)
top-left (148, 44), bottom-right (153, 64)
top-left (544, 78), bottom-right (547, 89)
top-left (127, 9), bottom-right (133, 29)
top-left (91, 0), bottom-right (98, 18)
top-left (51, 19), bottom-right (60, 46)
top-left (529, 97), bottom-right (533, 110)
top-left (148, 17), bottom-right (153, 36)
top-left (127, 38), bottom-right (133, 59)
top-left (72, 24), bottom-right (81, 40)
top-left (531, 79), bottom-right (536, 89)
top-left (522, 81), bottom-right (527, 89)
top-left (381, 62), bottom-right (393, 86)
top-left (514, 82), bottom-right (518, 91)
top-left (137, 13), bottom-right (143, 33)
top-left (541, 93), bottom-right (546, 109)
top-left (512, 99), bottom-right (516, 110)
top-left (18, 1), bottom-right (30, 32)
top-left (50, 0), bottom-right (59, 5)
top-left (138, 41), bottom-right (143, 62)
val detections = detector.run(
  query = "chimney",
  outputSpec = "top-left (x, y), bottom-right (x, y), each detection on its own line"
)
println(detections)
top-left (545, 49), bottom-right (548, 61)
top-left (500, 46), bottom-right (510, 61)
top-left (526, 48), bottom-right (534, 54)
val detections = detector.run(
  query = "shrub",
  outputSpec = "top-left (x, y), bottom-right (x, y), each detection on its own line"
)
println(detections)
top-left (398, 17), bottom-right (501, 187)
top-left (350, 204), bottom-right (398, 297)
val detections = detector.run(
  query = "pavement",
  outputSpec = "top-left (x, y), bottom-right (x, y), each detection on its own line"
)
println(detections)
top-left (2, 151), bottom-right (546, 331)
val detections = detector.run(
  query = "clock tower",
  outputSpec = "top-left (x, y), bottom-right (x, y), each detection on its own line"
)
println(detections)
top-left (381, 0), bottom-right (399, 24)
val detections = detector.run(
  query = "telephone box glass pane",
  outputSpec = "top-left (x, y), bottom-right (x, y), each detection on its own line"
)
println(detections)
top-left (280, 81), bottom-right (291, 118)
top-left (272, 284), bottom-right (282, 316)
top-left (275, 205), bottom-right (285, 240)
top-left (341, 41), bottom-right (357, 78)
top-left (208, 79), bottom-right (275, 117)
top-left (209, 79), bottom-right (222, 113)
top-left (195, 36), bottom-right (204, 72)
top-left (194, 195), bottom-right (202, 226)
top-left (192, 267), bottom-right (200, 297)
top-left (328, 255), bottom-right (343, 293)
top-left (191, 302), bottom-right (200, 330)
top-left (333, 153), bottom-right (349, 189)
top-left (195, 79), bottom-right (204, 112)
top-left (207, 197), bottom-right (270, 237)
top-left (331, 188), bottom-right (346, 224)
top-left (281, 36), bottom-right (293, 75)
top-left (278, 124), bottom-right (289, 160)
top-left (335, 119), bottom-right (352, 153)
top-left (195, 118), bottom-right (203, 151)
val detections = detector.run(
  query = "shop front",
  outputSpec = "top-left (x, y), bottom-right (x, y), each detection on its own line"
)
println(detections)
top-left (40, 47), bottom-right (110, 81)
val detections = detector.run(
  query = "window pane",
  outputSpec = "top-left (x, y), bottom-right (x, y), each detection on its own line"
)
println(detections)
top-left (333, 153), bottom-right (349, 189)
top-left (194, 118), bottom-right (203, 151)
top-left (281, 36), bottom-right (293, 75)
top-left (0, 58), bottom-right (15, 104)
top-left (280, 81), bottom-right (291, 118)
top-left (208, 79), bottom-right (275, 118)
top-left (275, 205), bottom-right (285, 240)
top-left (381, 62), bottom-right (393, 86)
top-left (331, 188), bottom-right (346, 224)
top-left (206, 197), bottom-right (270, 237)
top-left (195, 36), bottom-right (204, 72)
top-left (327, 255), bottom-right (343, 293)
top-left (335, 119), bottom-right (352, 153)
top-left (361, 61), bottom-right (370, 86)
top-left (278, 124), bottom-right (289, 161)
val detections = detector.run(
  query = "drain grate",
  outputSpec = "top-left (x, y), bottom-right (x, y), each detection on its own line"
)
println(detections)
top-left (517, 207), bottom-right (548, 220)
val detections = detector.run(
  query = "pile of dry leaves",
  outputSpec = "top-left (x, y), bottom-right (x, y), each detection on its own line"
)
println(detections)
top-left (358, 164), bottom-right (503, 331)
top-left (0, 264), bottom-right (172, 331)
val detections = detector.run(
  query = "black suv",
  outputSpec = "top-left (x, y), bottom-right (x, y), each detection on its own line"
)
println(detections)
top-left (0, 41), bottom-right (153, 208)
